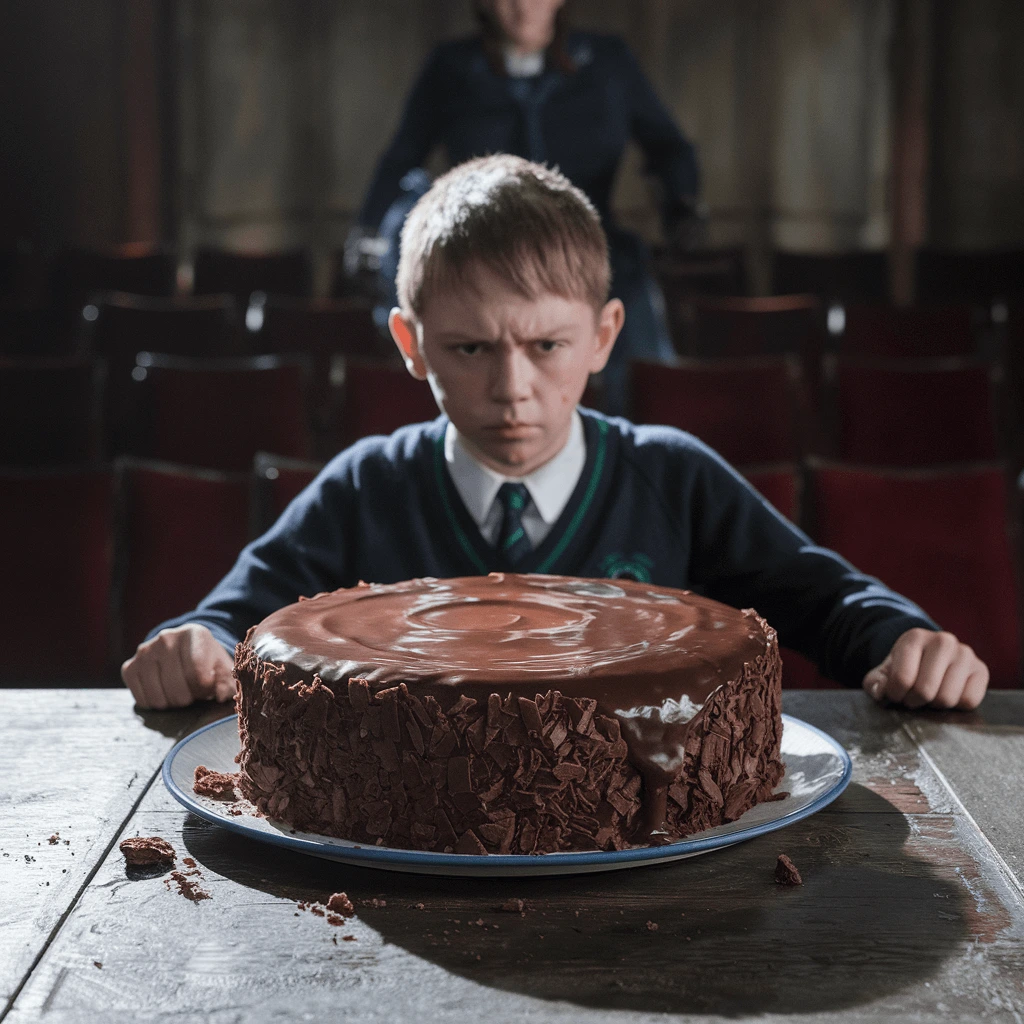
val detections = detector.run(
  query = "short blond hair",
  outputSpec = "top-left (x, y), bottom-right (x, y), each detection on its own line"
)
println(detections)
top-left (396, 155), bottom-right (610, 317)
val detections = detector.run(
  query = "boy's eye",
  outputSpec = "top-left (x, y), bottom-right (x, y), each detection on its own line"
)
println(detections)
top-left (537, 340), bottom-right (559, 353)
top-left (456, 343), bottom-right (482, 356)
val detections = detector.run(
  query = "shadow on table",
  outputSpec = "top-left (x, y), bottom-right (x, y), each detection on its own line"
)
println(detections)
top-left (182, 781), bottom-right (972, 1016)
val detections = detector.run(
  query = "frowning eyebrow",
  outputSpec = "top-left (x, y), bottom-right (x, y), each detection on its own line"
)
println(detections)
top-left (434, 323), bottom-right (578, 343)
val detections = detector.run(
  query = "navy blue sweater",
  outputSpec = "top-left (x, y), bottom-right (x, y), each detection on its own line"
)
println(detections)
top-left (154, 411), bottom-right (938, 687)
top-left (358, 32), bottom-right (699, 231)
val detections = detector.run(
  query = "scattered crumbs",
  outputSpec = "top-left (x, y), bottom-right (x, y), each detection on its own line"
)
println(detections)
top-left (411, 902), bottom-right (426, 911)
top-left (574, 910), bottom-right (579, 917)
top-left (310, 906), bottom-right (325, 918)
top-left (366, 897), bottom-right (386, 908)
top-left (294, 912), bottom-right (300, 917)
top-left (500, 898), bottom-right (524, 913)
top-left (342, 935), bottom-right (357, 942)
top-left (119, 836), bottom-right (175, 868)
top-left (64, 840), bottom-right (70, 846)
top-left (471, 918), bottom-right (485, 927)
top-left (24, 855), bottom-right (35, 863)
top-left (685, 936), bottom-right (691, 941)
top-left (332, 935), bottom-right (337, 944)
top-left (327, 892), bottom-right (355, 916)
top-left (768, 791), bottom-right (790, 802)
top-left (297, 901), bottom-right (308, 910)
top-left (327, 914), bottom-right (344, 926)
top-left (166, 870), bottom-right (211, 902)
top-left (645, 921), bottom-right (659, 932)
top-left (192, 765), bottom-right (239, 800)
top-left (48, 833), bottom-right (60, 845)
top-left (93, 961), bottom-right (102, 969)
top-left (183, 857), bottom-right (197, 869)
top-left (775, 853), bottom-right (803, 886)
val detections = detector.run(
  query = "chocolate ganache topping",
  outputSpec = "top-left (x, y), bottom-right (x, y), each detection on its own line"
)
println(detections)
top-left (250, 573), bottom-right (775, 820)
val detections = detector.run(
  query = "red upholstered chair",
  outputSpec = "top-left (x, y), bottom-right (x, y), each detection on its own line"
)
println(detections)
top-left (336, 361), bottom-right (440, 445)
top-left (915, 247), bottom-right (1024, 305)
top-left (114, 459), bottom-right (252, 659)
top-left (0, 466), bottom-right (115, 680)
top-left (192, 247), bottom-right (313, 305)
top-left (840, 304), bottom-right (977, 358)
top-left (252, 296), bottom-right (390, 361)
top-left (0, 358), bottom-right (101, 466)
top-left (830, 357), bottom-right (1000, 467)
top-left (689, 295), bottom-right (825, 359)
top-left (51, 244), bottom-right (178, 303)
top-left (806, 461), bottom-right (1021, 688)
top-left (132, 353), bottom-right (313, 471)
top-left (251, 451), bottom-right (324, 534)
top-left (630, 356), bottom-right (806, 465)
top-left (772, 250), bottom-right (890, 304)
top-left (740, 463), bottom-right (799, 522)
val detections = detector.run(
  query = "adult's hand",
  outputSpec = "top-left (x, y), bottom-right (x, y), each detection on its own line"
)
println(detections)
top-left (862, 628), bottom-right (989, 710)
top-left (121, 624), bottom-right (236, 710)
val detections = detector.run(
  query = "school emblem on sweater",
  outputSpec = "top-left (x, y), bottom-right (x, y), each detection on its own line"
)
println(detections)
top-left (600, 552), bottom-right (653, 583)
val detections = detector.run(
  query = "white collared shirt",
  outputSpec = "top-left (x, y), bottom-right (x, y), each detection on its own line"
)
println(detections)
top-left (444, 411), bottom-right (586, 548)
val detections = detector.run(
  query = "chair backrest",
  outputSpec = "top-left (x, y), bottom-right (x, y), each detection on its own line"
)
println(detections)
top-left (132, 353), bottom-right (313, 471)
top-left (0, 358), bottom-right (101, 466)
top-left (830, 357), bottom-right (1000, 466)
top-left (0, 466), bottom-right (115, 679)
top-left (336, 361), bottom-right (440, 445)
top-left (739, 463), bottom-right (800, 522)
top-left (772, 250), bottom-right (889, 303)
top-left (253, 296), bottom-right (390, 360)
top-left (630, 356), bottom-right (805, 465)
top-left (841, 303), bottom-right (977, 358)
top-left (192, 247), bottom-right (313, 305)
top-left (916, 247), bottom-right (1024, 305)
top-left (51, 245), bottom-right (177, 304)
top-left (114, 458), bottom-right (252, 659)
top-left (689, 295), bottom-right (825, 360)
top-left (251, 451), bottom-right (324, 534)
top-left (807, 461), bottom-right (1021, 687)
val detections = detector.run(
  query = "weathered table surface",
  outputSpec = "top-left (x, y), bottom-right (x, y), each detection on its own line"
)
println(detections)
top-left (1, 689), bottom-right (1021, 1024)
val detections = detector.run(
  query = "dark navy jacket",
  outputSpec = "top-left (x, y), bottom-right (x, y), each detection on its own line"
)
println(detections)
top-left (358, 32), bottom-right (699, 231)
top-left (153, 411), bottom-right (938, 687)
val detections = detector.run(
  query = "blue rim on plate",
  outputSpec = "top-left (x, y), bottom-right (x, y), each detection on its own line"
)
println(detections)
top-left (163, 713), bottom-right (852, 876)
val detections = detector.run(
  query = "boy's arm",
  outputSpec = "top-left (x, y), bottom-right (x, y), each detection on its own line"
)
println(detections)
top-left (122, 465), bottom-right (354, 709)
top-left (681, 445), bottom-right (989, 709)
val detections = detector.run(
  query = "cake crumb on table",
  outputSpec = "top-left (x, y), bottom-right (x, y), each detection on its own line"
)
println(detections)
top-left (499, 898), bottom-right (525, 913)
top-left (48, 833), bottom-right (60, 845)
top-left (192, 765), bottom-right (239, 799)
top-left (119, 836), bottom-right (175, 867)
top-left (775, 853), bottom-right (803, 885)
top-left (327, 892), bottom-right (355, 915)
top-left (645, 920), bottom-right (659, 932)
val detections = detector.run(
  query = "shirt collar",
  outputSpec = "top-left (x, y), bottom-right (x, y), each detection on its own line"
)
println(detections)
top-left (444, 411), bottom-right (586, 528)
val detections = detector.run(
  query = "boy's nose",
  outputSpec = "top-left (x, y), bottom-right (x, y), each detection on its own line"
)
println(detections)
top-left (490, 347), bottom-right (533, 404)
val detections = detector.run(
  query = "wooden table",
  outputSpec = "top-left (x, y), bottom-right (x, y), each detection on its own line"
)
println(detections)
top-left (2, 689), bottom-right (1022, 1023)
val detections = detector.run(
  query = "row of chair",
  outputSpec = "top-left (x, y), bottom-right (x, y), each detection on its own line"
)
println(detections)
top-left (2, 349), bottom-right (1016, 472)
top-left (1, 456), bottom-right (1019, 689)
top-left (6, 243), bottom-right (1024, 309)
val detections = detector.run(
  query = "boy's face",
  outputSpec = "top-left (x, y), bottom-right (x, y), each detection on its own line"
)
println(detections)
top-left (390, 270), bottom-right (623, 476)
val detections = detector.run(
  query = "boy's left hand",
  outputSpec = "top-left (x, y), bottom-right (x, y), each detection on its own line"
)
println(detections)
top-left (862, 628), bottom-right (989, 710)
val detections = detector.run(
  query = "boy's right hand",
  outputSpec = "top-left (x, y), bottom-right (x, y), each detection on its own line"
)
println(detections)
top-left (121, 624), bottom-right (236, 710)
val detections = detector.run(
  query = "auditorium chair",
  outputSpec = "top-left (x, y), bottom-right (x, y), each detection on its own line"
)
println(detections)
top-left (806, 461), bottom-right (1021, 688)
top-left (131, 353), bottom-right (313, 471)
top-left (0, 358), bottom-right (101, 466)
top-left (251, 451), bottom-right (324, 534)
top-left (113, 458), bottom-right (252, 659)
top-left (828, 356), bottom-right (1000, 466)
top-left (0, 466), bottom-right (115, 681)
top-left (0, 304), bottom-right (68, 357)
top-left (840, 303), bottom-right (977, 359)
top-left (740, 463), bottom-right (800, 522)
top-left (251, 296), bottom-right (391, 362)
top-left (630, 356), bottom-right (807, 465)
top-left (192, 247), bottom-right (313, 306)
top-left (771, 250), bottom-right (890, 304)
top-left (334, 361), bottom-right (440, 446)
top-left (915, 247), bottom-right (1024, 306)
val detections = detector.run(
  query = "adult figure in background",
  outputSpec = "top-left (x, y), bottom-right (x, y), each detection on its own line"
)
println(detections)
top-left (352, 0), bottom-right (702, 414)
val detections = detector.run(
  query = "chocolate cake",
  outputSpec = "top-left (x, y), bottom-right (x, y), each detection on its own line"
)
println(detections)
top-left (234, 573), bottom-right (785, 854)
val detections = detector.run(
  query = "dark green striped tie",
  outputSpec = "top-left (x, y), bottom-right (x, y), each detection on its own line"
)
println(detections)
top-left (496, 482), bottom-right (532, 567)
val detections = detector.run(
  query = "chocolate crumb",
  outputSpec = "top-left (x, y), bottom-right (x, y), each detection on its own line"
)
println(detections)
top-left (342, 935), bottom-right (357, 941)
top-left (645, 920), bottom-right (659, 932)
top-left (327, 913), bottom-right (344, 926)
top-left (411, 902), bottom-right (426, 910)
top-left (182, 857), bottom-right (196, 869)
top-left (193, 765), bottom-right (239, 799)
top-left (310, 905), bottom-right (325, 917)
top-left (119, 836), bottom-right (175, 867)
top-left (500, 898), bottom-right (524, 913)
top-left (768, 791), bottom-right (790, 802)
top-left (327, 892), bottom-right (355, 916)
top-left (93, 961), bottom-right (102, 969)
top-left (775, 853), bottom-right (803, 886)
top-left (48, 834), bottom-right (60, 845)
top-left (366, 897), bottom-right (386, 908)
top-left (167, 870), bottom-right (211, 902)
top-left (332, 935), bottom-right (337, 944)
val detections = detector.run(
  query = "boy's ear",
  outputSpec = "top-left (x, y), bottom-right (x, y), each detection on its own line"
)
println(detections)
top-left (388, 307), bottom-right (428, 381)
top-left (588, 298), bottom-right (625, 374)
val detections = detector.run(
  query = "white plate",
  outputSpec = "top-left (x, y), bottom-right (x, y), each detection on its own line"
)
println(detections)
top-left (163, 713), bottom-right (851, 877)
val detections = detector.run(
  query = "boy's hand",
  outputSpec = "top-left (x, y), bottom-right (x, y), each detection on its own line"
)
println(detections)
top-left (121, 624), bottom-right (236, 710)
top-left (862, 628), bottom-right (989, 710)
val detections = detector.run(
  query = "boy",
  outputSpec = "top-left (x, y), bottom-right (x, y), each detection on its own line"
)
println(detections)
top-left (123, 155), bottom-right (989, 712)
